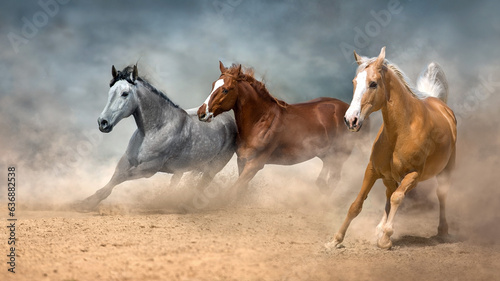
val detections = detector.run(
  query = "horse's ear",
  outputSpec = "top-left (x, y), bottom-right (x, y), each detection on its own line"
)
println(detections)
top-left (132, 64), bottom-right (138, 81)
top-left (112, 65), bottom-right (117, 78)
top-left (374, 46), bottom-right (386, 69)
top-left (353, 51), bottom-right (363, 65)
top-left (236, 64), bottom-right (242, 76)
top-left (219, 61), bottom-right (226, 73)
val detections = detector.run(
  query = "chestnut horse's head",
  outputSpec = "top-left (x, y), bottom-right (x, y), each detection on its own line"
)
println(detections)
top-left (344, 46), bottom-right (387, 132)
top-left (198, 61), bottom-right (241, 122)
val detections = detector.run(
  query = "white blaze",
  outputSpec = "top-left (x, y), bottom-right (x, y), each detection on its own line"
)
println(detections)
top-left (345, 70), bottom-right (367, 120)
top-left (204, 79), bottom-right (224, 116)
top-left (104, 80), bottom-right (131, 113)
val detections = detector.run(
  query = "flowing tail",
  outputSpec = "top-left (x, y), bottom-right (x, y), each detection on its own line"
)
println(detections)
top-left (416, 62), bottom-right (449, 103)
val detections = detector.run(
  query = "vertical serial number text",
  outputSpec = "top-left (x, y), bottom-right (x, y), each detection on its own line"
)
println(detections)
top-left (7, 166), bottom-right (16, 273)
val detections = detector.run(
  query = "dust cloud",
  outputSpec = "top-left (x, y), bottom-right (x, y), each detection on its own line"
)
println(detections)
top-left (0, 0), bottom-right (499, 246)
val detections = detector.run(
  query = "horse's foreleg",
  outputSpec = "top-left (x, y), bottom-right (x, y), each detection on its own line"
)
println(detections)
top-left (231, 157), bottom-right (266, 199)
top-left (377, 172), bottom-right (419, 249)
top-left (327, 162), bottom-right (378, 249)
top-left (75, 156), bottom-right (131, 212)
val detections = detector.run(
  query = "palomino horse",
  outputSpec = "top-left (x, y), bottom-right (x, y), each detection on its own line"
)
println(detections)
top-left (326, 47), bottom-right (457, 249)
top-left (197, 62), bottom-right (362, 196)
top-left (76, 65), bottom-right (237, 211)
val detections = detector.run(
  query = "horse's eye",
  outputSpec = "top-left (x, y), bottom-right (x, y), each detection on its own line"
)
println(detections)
top-left (222, 89), bottom-right (229, 94)
top-left (122, 91), bottom-right (129, 97)
top-left (369, 81), bottom-right (378, 88)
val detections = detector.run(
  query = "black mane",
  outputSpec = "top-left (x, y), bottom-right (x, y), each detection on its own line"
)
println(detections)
top-left (110, 65), bottom-right (179, 108)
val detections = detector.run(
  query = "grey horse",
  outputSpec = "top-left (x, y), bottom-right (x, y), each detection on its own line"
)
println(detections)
top-left (77, 65), bottom-right (237, 211)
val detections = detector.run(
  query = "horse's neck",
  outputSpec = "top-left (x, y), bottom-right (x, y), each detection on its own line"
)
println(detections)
top-left (233, 81), bottom-right (280, 132)
top-left (381, 69), bottom-right (420, 138)
top-left (134, 88), bottom-right (184, 135)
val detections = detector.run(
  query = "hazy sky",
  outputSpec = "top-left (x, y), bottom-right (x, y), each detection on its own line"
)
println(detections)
top-left (1, 0), bottom-right (499, 194)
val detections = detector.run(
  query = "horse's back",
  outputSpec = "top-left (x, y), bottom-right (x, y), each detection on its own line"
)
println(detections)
top-left (267, 96), bottom-right (353, 162)
top-left (285, 97), bottom-right (349, 132)
top-left (292, 97), bottom-right (348, 108)
top-left (422, 97), bottom-right (457, 143)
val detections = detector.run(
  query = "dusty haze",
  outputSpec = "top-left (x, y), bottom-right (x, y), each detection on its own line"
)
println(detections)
top-left (0, 1), bottom-right (499, 279)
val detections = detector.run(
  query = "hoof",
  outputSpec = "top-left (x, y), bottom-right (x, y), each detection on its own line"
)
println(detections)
top-left (432, 233), bottom-right (456, 244)
top-left (377, 236), bottom-right (392, 250)
top-left (71, 201), bottom-right (94, 213)
top-left (324, 240), bottom-right (344, 250)
top-left (324, 233), bottom-right (344, 250)
top-left (71, 197), bottom-right (100, 213)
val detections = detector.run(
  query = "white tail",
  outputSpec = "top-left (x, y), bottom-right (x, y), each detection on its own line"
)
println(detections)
top-left (416, 62), bottom-right (449, 103)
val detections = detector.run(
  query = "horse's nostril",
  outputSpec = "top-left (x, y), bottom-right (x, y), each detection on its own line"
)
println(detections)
top-left (352, 117), bottom-right (358, 127)
top-left (199, 113), bottom-right (206, 120)
top-left (100, 119), bottom-right (108, 127)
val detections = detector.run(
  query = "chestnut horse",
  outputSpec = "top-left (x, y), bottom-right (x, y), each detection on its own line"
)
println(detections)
top-left (197, 62), bottom-right (362, 196)
top-left (326, 47), bottom-right (457, 249)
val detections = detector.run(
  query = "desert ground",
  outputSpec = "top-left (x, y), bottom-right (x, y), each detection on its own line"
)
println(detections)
top-left (2, 138), bottom-right (500, 281)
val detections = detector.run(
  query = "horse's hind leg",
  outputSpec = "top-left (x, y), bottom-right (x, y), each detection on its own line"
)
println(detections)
top-left (328, 149), bottom-right (352, 190)
top-left (317, 148), bottom-right (350, 194)
top-left (158, 172), bottom-right (183, 195)
top-left (169, 172), bottom-right (183, 188)
top-left (436, 151), bottom-right (455, 236)
top-left (315, 163), bottom-right (329, 191)
top-left (436, 173), bottom-right (451, 236)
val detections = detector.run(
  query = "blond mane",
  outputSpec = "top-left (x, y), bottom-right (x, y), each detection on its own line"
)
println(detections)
top-left (356, 58), bottom-right (422, 99)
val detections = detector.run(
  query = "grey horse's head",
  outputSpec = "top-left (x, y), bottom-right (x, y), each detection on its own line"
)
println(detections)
top-left (98, 65), bottom-right (139, 133)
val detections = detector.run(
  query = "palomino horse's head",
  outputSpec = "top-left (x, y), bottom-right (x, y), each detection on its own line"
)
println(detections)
top-left (344, 47), bottom-right (387, 132)
top-left (197, 61), bottom-right (241, 122)
top-left (98, 65), bottom-right (140, 133)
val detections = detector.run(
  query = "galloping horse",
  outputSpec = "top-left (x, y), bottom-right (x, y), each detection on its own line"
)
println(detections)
top-left (327, 47), bottom-right (457, 249)
top-left (77, 65), bottom-right (237, 211)
top-left (197, 62), bottom-right (362, 196)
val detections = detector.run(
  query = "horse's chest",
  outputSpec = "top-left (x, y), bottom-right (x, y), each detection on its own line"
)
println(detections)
top-left (372, 139), bottom-right (422, 182)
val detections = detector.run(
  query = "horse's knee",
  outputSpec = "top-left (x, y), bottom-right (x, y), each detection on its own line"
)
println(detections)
top-left (390, 191), bottom-right (405, 206)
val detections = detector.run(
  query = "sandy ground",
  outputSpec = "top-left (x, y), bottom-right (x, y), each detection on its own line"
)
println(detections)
top-left (2, 145), bottom-right (500, 281)
top-left (1, 203), bottom-right (499, 281)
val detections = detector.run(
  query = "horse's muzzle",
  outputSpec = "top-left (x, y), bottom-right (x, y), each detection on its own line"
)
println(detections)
top-left (344, 116), bottom-right (362, 132)
top-left (98, 117), bottom-right (113, 133)
top-left (198, 112), bottom-right (213, 122)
